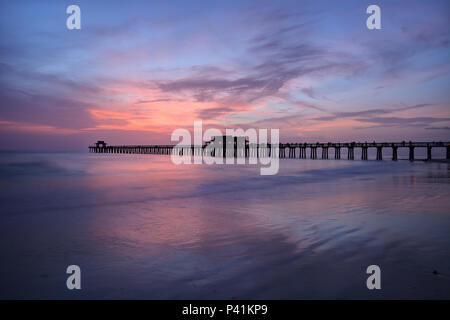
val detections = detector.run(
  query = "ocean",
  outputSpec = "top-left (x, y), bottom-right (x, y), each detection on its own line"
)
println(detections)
top-left (0, 151), bottom-right (449, 299)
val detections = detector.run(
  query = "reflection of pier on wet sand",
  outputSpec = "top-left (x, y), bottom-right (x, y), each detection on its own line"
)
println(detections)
top-left (89, 140), bottom-right (450, 161)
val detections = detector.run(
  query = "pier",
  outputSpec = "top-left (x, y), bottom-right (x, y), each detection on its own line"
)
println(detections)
top-left (89, 140), bottom-right (450, 161)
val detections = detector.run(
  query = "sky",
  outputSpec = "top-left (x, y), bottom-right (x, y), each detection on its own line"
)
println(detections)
top-left (0, 0), bottom-right (449, 150)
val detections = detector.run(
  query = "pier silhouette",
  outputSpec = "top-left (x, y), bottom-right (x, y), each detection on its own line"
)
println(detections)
top-left (89, 140), bottom-right (450, 161)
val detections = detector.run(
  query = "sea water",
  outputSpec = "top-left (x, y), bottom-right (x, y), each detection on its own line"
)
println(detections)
top-left (0, 152), bottom-right (449, 299)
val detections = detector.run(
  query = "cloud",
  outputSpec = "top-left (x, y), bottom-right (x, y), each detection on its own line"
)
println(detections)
top-left (312, 104), bottom-right (434, 122)
top-left (0, 120), bottom-right (78, 135)
top-left (196, 106), bottom-right (235, 120)
top-left (156, 14), bottom-right (365, 109)
top-left (0, 89), bottom-right (95, 130)
top-left (425, 126), bottom-right (450, 130)
top-left (355, 116), bottom-right (450, 127)
top-left (134, 98), bottom-right (173, 104)
top-left (0, 63), bottom-right (102, 96)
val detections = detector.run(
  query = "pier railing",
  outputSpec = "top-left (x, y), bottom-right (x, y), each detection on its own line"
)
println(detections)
top-left (89, 141), bottom-right (450, 161)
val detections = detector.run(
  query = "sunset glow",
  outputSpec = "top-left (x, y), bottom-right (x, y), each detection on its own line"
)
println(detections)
top-left (0, 0), bottom-right (449, 150)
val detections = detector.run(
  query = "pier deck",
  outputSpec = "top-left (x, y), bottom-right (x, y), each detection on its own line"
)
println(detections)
top-left (89, 141), bottom-right (450, 161)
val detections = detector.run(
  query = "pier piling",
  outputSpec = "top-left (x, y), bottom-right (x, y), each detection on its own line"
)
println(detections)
top-left (392, 146), bottom-right (398, 161)
top-left (347, 146), bottom-right (354, 160)
top-left (361, 146), bottom-right (368, 160)
top-left (376, 146), bottom-right (383, 161)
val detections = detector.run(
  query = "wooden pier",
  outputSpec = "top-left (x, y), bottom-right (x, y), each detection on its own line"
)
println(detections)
top-left (89, 140), bottom-right (450, 161)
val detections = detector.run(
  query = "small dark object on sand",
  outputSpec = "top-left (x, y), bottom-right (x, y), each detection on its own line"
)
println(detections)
top-left (432, 270), bottom-right (439, 275)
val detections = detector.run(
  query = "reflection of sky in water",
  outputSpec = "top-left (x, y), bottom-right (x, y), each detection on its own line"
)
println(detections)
top-left (0, 152), bottom-right (449, 299)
